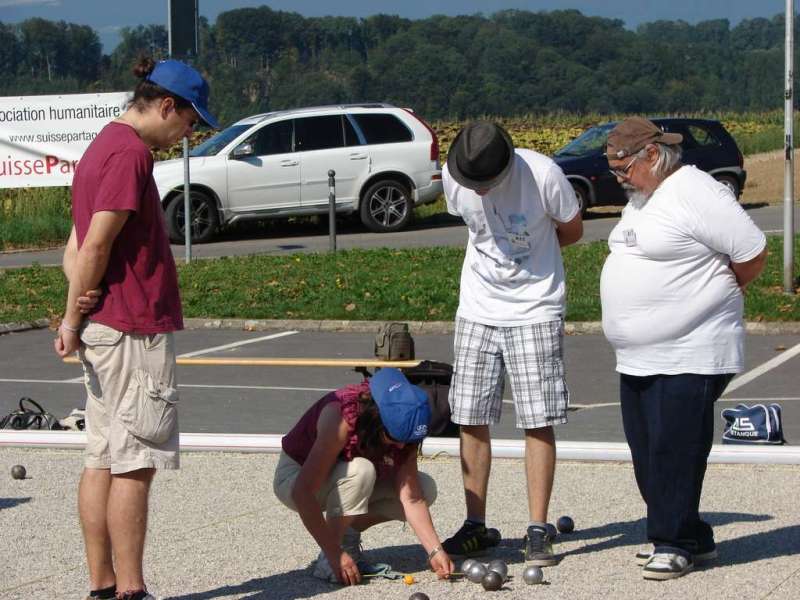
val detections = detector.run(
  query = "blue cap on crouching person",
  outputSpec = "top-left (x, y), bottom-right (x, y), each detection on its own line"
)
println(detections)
top-left (369, 368), bottom-right (431, 443)
top-left (146, 59), bottom-right (219, 129)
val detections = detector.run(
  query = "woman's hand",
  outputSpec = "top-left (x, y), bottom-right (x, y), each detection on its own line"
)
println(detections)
top-left (330, 549), bottom-right (361, 586)
top-left (429, 549), bottom-right (455, 579)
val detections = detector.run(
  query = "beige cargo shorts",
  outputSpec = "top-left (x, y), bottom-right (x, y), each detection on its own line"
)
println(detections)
top-left (78, 321), bottom-right (180, 474)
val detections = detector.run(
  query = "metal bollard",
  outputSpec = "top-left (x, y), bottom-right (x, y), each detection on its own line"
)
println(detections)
top-left (328, 170), bottom-right (337, 252)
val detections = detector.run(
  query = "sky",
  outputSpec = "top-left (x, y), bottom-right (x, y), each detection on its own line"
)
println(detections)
top-left (0, 0), bottom-right (793, 53)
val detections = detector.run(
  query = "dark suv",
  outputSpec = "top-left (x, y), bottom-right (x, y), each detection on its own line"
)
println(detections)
top-left (552, 118), bottom-right (747, 214)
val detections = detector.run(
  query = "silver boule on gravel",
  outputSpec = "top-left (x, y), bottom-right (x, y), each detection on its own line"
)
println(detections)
top-left (487, 559), bottom-right (508, 581)
top-left (522, 565), bottom-right (544, 585)
top-left (557, 515), bottom-right (575, 533)
top-left (467, 561), bottom-right (488, 583)
top-left (481, 570), bottom-right (504, 591)
top-left (408, 593), bottom-right (430, 600)
top-left (11, 465), bottom-right (26, 480)
top-left (461, 557), bottom-right (478, 573)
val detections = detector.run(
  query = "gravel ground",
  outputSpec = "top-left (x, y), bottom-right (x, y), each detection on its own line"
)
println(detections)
top-left (1, 449), bottom-right (799, 600)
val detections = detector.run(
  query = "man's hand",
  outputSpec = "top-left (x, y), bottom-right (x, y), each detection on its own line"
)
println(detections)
top-left (77, 288), bottom-right (102, 314)
top-left (329, 549), bottom-right (361, 586)
top-left (429, 550), bottom-right (455, 579)
top-left (54, 326), bottom-right (81, 357)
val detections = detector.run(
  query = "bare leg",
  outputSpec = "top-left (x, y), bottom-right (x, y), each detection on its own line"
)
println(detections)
top-left (524, 426), bottom-right (556, 523)
top-left (106, 469), bottom-right (155, 593)
top-left (79, 468), bottom-right (116, 590)
top-left (349, 513), bottom-right (390, 532)
top-left (460, 425), bottom-right (492, 520)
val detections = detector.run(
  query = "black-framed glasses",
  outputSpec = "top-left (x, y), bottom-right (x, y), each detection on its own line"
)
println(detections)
top-left (609, 156), bottom-right (638, 179)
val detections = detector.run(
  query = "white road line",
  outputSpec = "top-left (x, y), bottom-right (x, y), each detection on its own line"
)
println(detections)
top-left (177, 330), bottom-right (298, 358)
top-left (3, 379), bottom-right (799, 403)
top-left (724, 342), bottom-right (800, 394)
top-left (0, 378), bottom-right (331, 393)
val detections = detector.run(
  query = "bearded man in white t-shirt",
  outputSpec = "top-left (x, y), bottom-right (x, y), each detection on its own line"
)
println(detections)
top-left (601, 117), bottom-right (767, 581)
top-left (440, 122), bottom-right (583, 566)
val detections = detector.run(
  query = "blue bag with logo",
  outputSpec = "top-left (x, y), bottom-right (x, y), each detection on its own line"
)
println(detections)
top-left (721, 403), bottom-right (786, 445)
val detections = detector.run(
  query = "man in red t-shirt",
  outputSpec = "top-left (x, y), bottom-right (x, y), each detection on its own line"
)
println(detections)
top-left (55, 58), bottom-right (217, 600)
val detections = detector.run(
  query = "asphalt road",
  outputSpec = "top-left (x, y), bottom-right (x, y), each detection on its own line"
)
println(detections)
top-left (1, 327), bottom-right (797, 444)
top-left (0, 202), bottom-right (795, 269)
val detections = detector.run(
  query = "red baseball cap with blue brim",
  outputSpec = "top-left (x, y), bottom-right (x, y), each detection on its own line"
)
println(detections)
top-left (369, 368), bottom-right (431, 443)
top-left (147, 59), bottom-right (219, 129)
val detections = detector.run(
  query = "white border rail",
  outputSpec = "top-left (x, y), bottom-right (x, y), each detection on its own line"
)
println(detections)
top-left (1, 431), bottom-right (798, 465)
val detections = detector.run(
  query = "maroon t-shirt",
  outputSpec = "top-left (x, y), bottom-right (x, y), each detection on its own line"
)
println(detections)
top-left (71, 121), bottom-right (183, 334)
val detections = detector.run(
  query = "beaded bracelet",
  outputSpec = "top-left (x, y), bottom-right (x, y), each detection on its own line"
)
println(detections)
top-left (60, 321), bottom-right (80, 333)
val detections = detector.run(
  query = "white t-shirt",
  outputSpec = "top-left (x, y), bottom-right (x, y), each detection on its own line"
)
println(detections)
top-left (600, 165), bottom-right (766, 376)
top-left (443, 149), bottom-right (579, 326)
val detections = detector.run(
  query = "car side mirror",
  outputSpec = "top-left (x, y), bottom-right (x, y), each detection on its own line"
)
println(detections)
top-left (232, 142), bottom-right (255, 159)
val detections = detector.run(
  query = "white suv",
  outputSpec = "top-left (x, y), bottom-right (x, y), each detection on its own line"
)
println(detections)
top-left (153, 103), bottom-right (443, 243)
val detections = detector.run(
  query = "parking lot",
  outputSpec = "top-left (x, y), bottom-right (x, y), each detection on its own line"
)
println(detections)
top-left (1, 324), bottom-right (797, 444)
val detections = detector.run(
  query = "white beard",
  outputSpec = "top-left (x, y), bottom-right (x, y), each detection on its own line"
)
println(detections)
top-left (624, 185), bottom-right (650, 208)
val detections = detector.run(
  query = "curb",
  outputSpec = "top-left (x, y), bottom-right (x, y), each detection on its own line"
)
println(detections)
top-left (3, 318), bottom-right (800, 336)
top-left (0, 318), bottom-right (51, 335)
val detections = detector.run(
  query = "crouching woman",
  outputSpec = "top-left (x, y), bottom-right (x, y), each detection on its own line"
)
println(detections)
top-left (273, 368), bottom-right (454, 585)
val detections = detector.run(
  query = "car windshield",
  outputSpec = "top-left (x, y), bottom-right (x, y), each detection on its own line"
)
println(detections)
top-left (190, 124), bottom-right (251, 157)
top-left (554, 124), bottom-right (614, 157)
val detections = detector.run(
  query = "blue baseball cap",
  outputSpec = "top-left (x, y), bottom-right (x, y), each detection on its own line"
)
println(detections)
top-left (147, 59), bottom-right (219, 129)
top-left (369, 368), bottom-right (431, 443)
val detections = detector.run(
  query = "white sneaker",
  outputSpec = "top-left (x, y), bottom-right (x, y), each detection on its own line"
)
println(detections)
top-left (636, 546), bottom-right (717, 566)
top-left (642, 552), bottom-right (694, 580)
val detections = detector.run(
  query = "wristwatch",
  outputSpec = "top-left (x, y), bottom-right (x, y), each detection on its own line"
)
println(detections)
top-left (427, 545), bottom-right (442, 561)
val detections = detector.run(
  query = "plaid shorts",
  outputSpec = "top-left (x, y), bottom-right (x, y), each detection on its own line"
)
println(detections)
top-left (449, 317), bottom-right (569, 429)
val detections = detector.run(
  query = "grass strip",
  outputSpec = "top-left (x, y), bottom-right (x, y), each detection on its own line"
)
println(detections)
top-left (1, 236), bottom-right (798, 326)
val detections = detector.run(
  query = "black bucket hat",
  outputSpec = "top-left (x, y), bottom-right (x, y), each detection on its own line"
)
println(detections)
top-left (447, 121), bottom-right (515, 190)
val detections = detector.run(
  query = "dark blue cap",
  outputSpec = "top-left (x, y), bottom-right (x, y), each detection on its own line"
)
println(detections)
top-left (369, 368), bottom-right (431, 443)
top-left (147, 59), bottom-right (219, 129)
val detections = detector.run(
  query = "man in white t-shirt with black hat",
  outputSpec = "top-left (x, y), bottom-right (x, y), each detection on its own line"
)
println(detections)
top-left (601, 117), bottom-right (767, 580)
top-left (440, 121), bottom-right (583, 566)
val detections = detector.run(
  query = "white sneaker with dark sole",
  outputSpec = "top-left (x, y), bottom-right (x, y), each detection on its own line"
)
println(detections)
top-left (635, 547), bottom-right (717, 566)
top-left (642, 552), bottom-right (694, 580)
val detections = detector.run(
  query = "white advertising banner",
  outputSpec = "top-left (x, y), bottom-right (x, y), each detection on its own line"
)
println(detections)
top-left (0, 92), bottom-right (130, 189)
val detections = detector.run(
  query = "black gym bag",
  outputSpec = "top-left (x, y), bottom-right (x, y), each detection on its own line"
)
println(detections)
top-left (0, 397), bottom-right (63, 430)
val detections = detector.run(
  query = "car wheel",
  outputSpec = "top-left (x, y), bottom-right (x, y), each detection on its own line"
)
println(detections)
top-left (359, 179), bottom-right (413, 233)
top-left (571, 181), bottom-right (589, 216)
top-left (714, 174), bottom-right (741, 199)
top-left (165, 191), bottom-right (220, 244)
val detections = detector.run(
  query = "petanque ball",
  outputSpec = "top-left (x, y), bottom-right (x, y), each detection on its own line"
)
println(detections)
top-left (461, 558), bottom-right (478, 573)
top-left (487, 559), bottom-right (508, 581)
top-left (557, 515), bottom-right (575, 534)
top-left (481, 570), bottom-right (504, 591)
top-left (408, 593), bottom-right (430, 600)
top-left (466, 561), bottom-right (488, 583)
top-left (486, 527), bottom-right (502, 544)
top-left (11, 465), bottom-right (26, 480)
top-left (522, 565), bottom-right (544, 585)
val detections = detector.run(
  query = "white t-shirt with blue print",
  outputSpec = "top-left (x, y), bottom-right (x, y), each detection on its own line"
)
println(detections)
top-left (443, 149), bottom-right (580, 326)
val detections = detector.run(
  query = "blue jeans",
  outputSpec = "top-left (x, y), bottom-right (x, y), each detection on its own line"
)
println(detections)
top-left (620, 373), bottom-right (733, 559)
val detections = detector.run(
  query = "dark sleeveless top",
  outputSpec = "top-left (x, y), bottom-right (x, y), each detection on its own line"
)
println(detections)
top-left (281, 382), bottom-right (407, 478)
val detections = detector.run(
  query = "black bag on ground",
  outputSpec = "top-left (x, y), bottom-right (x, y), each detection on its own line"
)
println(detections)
top-left (401, 360), bottom-right (459, 438)
top-left (0, 397), bottom-right (63, 430)
top-left (374, 322), bottom-right (415, 361)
